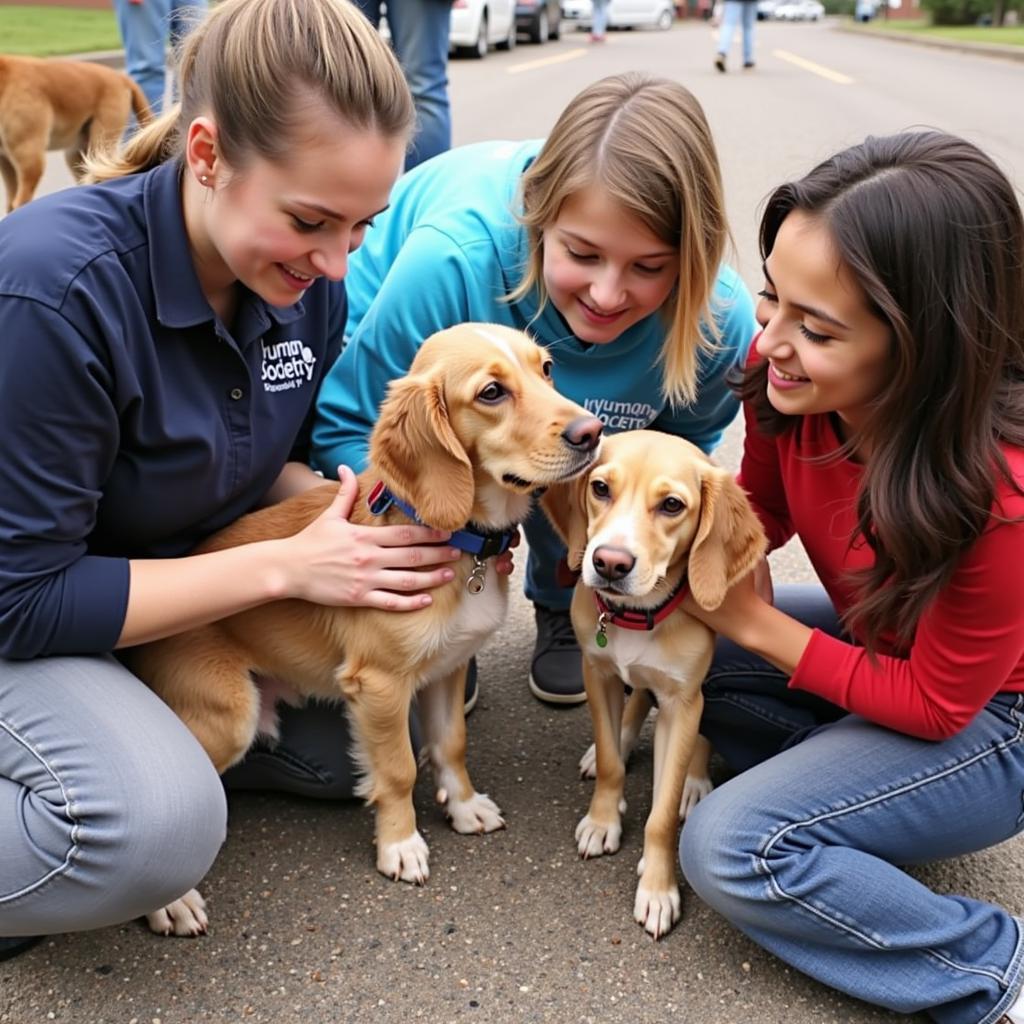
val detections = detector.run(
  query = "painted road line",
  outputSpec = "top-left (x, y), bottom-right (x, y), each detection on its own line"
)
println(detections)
top-left (773, 49), bottom-right (855, 84)
top-left (507, 49), bottom-right (588, 74)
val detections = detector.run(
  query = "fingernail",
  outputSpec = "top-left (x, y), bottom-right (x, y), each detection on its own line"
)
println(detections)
top-left (435, 530), bottom-right (452, 541)
top-left (448, 548), bottom-right (461, 559)
top-left (442, 569), bottom-right (455, 581)
top-left (420, 595), bottom-right (432, 606)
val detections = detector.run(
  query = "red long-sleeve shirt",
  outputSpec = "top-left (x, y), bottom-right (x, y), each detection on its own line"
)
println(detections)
top-left (739, 396), bottom-right (1024, 740)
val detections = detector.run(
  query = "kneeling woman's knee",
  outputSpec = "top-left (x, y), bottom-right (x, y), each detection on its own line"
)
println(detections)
top-left (679, 790), bottom-right (768, 918)
top-left (78, 745), bottom-right (228, 923)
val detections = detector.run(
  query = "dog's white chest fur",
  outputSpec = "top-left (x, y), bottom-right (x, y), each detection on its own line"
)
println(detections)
top-left (585, 622), bottom-right (706, 689)
top-left (419, 564), bottom-right (508, 685)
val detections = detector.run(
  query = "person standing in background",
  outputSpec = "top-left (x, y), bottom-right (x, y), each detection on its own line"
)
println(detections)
top-left (113, 0), bottom-right (208, 114)
top-left (714, 0), bottom-right (757, 71)
top-left (590, 0), bottom-right (610, 41)
top-left (354, 0), bottom-right (453, 170)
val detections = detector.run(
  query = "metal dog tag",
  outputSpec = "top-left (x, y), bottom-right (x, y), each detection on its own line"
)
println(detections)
top-left (466, 557), bottom-right (487, 595)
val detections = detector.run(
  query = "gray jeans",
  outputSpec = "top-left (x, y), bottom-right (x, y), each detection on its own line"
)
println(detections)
top-left (0, 655), bottom-right (363, 936)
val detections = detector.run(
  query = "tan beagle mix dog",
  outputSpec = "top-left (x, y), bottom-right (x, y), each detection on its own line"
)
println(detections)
top-left (130, 323), bottom-right (603, 936)
top-left (543, 430), bottom-right (765, 939)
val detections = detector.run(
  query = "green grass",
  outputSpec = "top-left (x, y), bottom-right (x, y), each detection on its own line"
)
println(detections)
top-left (855, 17), bottom-right (1024, 46)
top-left (0, 5), bottom-right (122, 57)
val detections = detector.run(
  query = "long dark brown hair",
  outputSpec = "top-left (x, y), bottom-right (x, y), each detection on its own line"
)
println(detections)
top-left (735, 131), bottom-right (1024, 652)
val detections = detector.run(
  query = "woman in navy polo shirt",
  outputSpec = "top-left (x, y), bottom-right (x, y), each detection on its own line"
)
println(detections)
top-left (0, 0), bottom-right (465, 950)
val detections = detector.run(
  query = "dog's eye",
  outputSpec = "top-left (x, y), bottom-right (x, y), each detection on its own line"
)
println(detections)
top-left (660, 496), bottom-right (685, 515)
top-left (591, 480), bottom-right (610, 499)
top-left (477, 382), bottom-right (507, 404)
top-left (541, 360), bottom-right (553, 379)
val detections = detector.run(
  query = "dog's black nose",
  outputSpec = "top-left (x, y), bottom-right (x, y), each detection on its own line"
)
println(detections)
top-left (562, 416), bottom-right (603, 452)
top-left (592, 545), bottom-right (635, 582)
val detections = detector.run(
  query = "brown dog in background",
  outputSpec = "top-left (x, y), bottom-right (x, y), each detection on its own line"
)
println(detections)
top-left (129, 324), bottom-right (603, 936)
top-left (543, 430), bottom-right (765, 939)
top-left (0, 55), bottom-right (151, 211)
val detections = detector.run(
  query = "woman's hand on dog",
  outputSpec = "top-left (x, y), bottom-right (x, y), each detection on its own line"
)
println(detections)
top-left (281, 467), bottom-right (464, 611)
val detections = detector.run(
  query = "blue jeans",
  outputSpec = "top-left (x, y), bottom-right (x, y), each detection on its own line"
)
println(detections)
top-left (355, 0), bottom-right (452, 171)
top-left (591, 0), bottom-right (610, 35)
top-left (0, 655), bottom-right (370, 936)
top-left (113, 0), bottom-right (207, 114)
top-left (717, 0), bottom-right (756, 66)
top-left (681, 585), bottom-right (1024, 1024)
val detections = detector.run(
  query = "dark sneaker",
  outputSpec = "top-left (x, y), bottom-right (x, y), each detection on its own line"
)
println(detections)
top-left (743, 60), bottom-right (755, 68)
top-left (715, 54), bottom-right (726, 72)
top-left (0, 936), bottom-right (42, 962)
top-left (529, 605), bottom-right (586, 705)
top-left (464, 657), bottom-right (479, 716)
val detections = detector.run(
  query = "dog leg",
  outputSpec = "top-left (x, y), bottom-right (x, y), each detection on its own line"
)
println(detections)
top-left (145, 888), bottom-right (208, 938)
top-left (4, 113), bottom-right (50, 210)
top-left (679, 734), bottom-right (713, 821)
top-left (579, 686), bottom-right (652, 779)
top-left (418, 665), bottom-right (504, 835)
top-left (343, 667), bottom-right (427, 884)
top-left (575, 658), bottom-right (626, 858)
top-left (634, 690), bottom-right (703, 940)
top-left (0, 153), bottom-right (16, 214)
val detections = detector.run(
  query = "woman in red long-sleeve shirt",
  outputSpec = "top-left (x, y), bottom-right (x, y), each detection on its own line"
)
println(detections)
top-left (680, 130), bottom-right (1024, 1024)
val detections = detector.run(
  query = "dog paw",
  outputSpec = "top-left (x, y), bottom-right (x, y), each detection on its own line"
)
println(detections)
top-left (445, 792), bottom-right (505, 834)
top-left (377, 831), bottom-right (430, 884)
top-left (579, 743), bottom-right (597, 779)
top-left (575, 813), bottom-right (622, 858)
top-left (679, 774), bottom-right (714, 821)
top-left (633, 882), bottom-right (681, 940)
top-left (144, 888), bottom-right (208, 937)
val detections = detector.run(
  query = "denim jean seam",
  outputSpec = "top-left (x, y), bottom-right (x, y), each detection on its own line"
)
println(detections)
top-left (756, 711), bottom-right (1024, 987)
top-left (0, 715), bottom-right (80, 904)
top-left (979, 916), bottom-right (1024, 1024)
top-left (704, 667), bottom-right (807, 732)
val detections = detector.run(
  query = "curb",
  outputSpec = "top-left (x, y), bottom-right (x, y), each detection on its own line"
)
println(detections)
top-left (62, 48), bottom-right (125, 68)
top-left (835, 23), bottom-right (1024, 63)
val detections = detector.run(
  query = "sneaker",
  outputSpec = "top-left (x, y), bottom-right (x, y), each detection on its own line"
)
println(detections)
top-left (529, 605), bottom-right (586, 704)
top-left (0, 936), bottom-right (42, 962)
top-left (714, 54), bottom-right (726, 72)
top-left (464, 657), bottom-right (479, 716)
top-left (743, 60), bottom-right (755, 68)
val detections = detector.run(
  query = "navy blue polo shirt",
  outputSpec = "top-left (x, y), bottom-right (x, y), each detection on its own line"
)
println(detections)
top-left (0, 159), bottom-right (346, 658)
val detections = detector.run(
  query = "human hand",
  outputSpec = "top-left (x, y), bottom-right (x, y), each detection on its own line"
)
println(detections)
top-left (281, 466), bottom-right (463, 611)
top-left (683, 564), bottom-right (765, 644)
top-left (493, 528), bottom-right (521, 577)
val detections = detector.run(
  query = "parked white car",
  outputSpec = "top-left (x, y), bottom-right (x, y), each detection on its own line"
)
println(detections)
top-left (772, 0), bottom-right (824, 17)
top-left (450, 0), bottom-right (518, 56)
top-left (561, 0), bottom-right (675, 31)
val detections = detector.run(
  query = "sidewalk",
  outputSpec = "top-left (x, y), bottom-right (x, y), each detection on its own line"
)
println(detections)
top-left (836, 21), bottom-right (1024, 62)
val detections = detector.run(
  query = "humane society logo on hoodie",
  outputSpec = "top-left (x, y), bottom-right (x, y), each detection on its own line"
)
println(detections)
top-left (583, 398), bottom-right (659, 432)
top-left (261, 338), bottom-right (317, 393)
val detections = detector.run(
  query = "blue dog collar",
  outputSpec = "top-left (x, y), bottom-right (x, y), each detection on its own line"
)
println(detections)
top-left (366, 481), bottom-right (517, 559)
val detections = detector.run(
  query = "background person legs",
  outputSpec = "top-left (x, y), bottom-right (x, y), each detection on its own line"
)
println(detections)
top-left (355, 0), bottom-right (452, 171)
top-left (113, 0), bottom-right (173, 113)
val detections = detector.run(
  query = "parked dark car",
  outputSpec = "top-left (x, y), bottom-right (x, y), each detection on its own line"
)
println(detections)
top-left (516, 0), bottom-right (562, 41)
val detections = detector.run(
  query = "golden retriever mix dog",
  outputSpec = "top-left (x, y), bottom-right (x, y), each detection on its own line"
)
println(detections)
top-left (129, 323), bottom-right (603, 936)
top-left (0, 55), bottom-right (151, 212)
top-left (543, 430), bottom-right (765, 939)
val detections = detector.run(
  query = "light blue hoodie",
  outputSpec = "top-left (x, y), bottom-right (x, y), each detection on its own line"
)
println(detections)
top-left (312, 139), bottom-right (756, 608)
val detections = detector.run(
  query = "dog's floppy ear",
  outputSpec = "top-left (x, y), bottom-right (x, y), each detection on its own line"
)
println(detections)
top-left (370, 371), bottom-right (475, 531)
top-left (688, 467), bottom-right (767, 611)
top-left (541, 472), bottom-right (591, 572)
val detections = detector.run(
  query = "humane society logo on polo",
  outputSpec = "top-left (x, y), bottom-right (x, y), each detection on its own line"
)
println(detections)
top-left (260, 338), bottom-right (317, 393)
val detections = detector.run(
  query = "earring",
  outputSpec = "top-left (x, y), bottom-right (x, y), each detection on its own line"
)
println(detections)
top-left (200, 174), bottom-right (209, 186)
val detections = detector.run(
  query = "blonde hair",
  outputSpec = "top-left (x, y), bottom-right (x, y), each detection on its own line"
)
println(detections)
top-left (84, 0), bottom-right (414, 181)
top-left (509, 73), bottom-right (729, 408)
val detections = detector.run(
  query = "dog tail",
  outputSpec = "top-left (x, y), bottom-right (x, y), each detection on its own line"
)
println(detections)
top-left (128, 78), bottom-right (153, 126)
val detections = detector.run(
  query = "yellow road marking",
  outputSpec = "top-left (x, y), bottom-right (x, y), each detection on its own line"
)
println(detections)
top-left (773, 48), bottom-right (855, 84)
top-left (507, 49), bottom-right (588, 74)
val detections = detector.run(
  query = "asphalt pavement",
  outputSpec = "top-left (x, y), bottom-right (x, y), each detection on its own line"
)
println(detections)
top-left (4, 18), bottom-right (1024, 1024)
